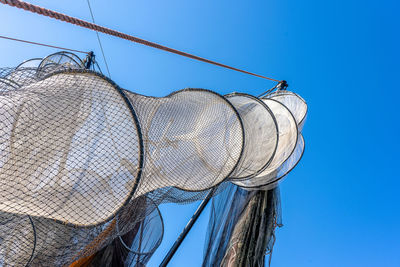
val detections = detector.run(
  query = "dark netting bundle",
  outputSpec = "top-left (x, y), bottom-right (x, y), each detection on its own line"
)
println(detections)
top-left (70, 196), bottom-right (163, 267)
top-left (0, 52), bottom-right (307, 266)
top-left (203, 184), bottom-right (281, 267)
top-left (203, 88), bottom-right (307, 267)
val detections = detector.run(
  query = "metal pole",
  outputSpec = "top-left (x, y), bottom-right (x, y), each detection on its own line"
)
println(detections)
top-left (160, 189), bottom-right (215, 267)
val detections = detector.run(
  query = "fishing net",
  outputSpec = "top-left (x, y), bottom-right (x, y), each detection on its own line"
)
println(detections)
top-left (27, 195), bottom-right (161, 266)
top-left (255, 91), bottom-right (308, 190)
top-left (0, 70), bottom-right (142, 226)
top-left (232, 98), bottom-right (298, 188)
top-left (68, 196), bottom-right (163, 267)
top-left (203, 183), bottom-right (281, 267)
top-left (258, 134), bottom-right (305, 191)
top-left (0, 52), bottom-right (307, 266)
top-left (267, 90), bottom-right (308, 131)
top-left (203, 87), bottom-right (308, 267)
top-left (0, 214), bottom-right (35, 266)
top-left (225, 93), bottom-right (278, 180)
top-left (125, 89), bottom-right (243, 196)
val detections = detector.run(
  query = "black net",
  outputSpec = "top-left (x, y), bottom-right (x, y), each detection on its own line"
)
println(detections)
top-left (0, 52), bottom-right (307, 266)
top-left (203, 183), bottom-right (281, 267)
top-left (27, 195), bottom-right (161, 266)
top-left (74, 196), bottom-right (163, 267)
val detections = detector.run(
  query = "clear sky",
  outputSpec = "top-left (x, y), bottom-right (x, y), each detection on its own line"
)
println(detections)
top-left (1, 0), bottom-right (399, 266)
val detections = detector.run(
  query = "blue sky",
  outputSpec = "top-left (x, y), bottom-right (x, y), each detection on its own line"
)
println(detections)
top-left (1, 0), bottom-right (399, 266)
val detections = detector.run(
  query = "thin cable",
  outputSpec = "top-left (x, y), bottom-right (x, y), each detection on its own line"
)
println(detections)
top-left (0, 0), bottom-right (282, 83)
top-left (0, 34), bottom-right (89, 54)
top-left (257, 80), bottom-right (288, 98)
top-left (257, 83), bottom-right (280, 98)
top-left (86, 0), bottom-right (111, 78)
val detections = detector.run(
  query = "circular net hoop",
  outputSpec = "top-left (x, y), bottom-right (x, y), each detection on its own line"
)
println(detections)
top-left (15, 58), bottom-right (42, 69)
top-left (0, 76), bottom-right (21, 91)
top-left (24, 195), bottom-right (163, 266)
top-left (258, 133), bottom-right (305, 190)
top-left (3, 68), bottom-right (37, 88)
top-left (0, 70), bottom-right (142, 226)
top-left (233, 98), bottom-right (298, 188)
top-left (6, 58), bottom-right (43, 88)
top-left (249, 90), bottom-right (308, 190)
top-left (37, 52), bottom-right (84, 79)
top-left (225, 93), bottom-right (278, 180)
top-left (117, 197), bottom-right (164, 266)
top-left (268, 90), bottom-right (308, 131)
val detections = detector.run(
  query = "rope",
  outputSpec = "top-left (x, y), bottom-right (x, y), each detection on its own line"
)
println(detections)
top-left (86, 0), bottom-right (111, 78)
top-left (0, 35), bottom-right (89, 54)
top-left (0, 0), bottom-right (282, 83)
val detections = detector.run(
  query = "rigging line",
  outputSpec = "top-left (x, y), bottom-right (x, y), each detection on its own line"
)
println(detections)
top-left (0, 34), bottom-right (89, 54)
top-left (257, 82), bottom-right (280, 98)
top-left (86, 0), bottom-right (111, 77)
top-left (258, 80), bottom-right (288, 98)
top-left (0, 0), bottom-right (282, 83)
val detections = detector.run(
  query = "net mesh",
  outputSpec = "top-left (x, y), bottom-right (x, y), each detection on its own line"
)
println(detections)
top-left (0, 70), bottom-right (142, 226)
top-left (72, 196), bottom-right (163, 267)
top-left (0, 52), bottom-right (307, 266)
top-left (225, 93), bottom-right (278, 180)
top-left (267, 90), bottom-right (308, 131)
top-left (258, 134), bottom-right (305, 191)
top-left (232, 98), bottom-right (298, 188)
top-left (125, 89), bottom-right (243, 196)
top-left (203, 183), bottom-right (281, 267)
top-left (0, 214), bottom-right (35, 266)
